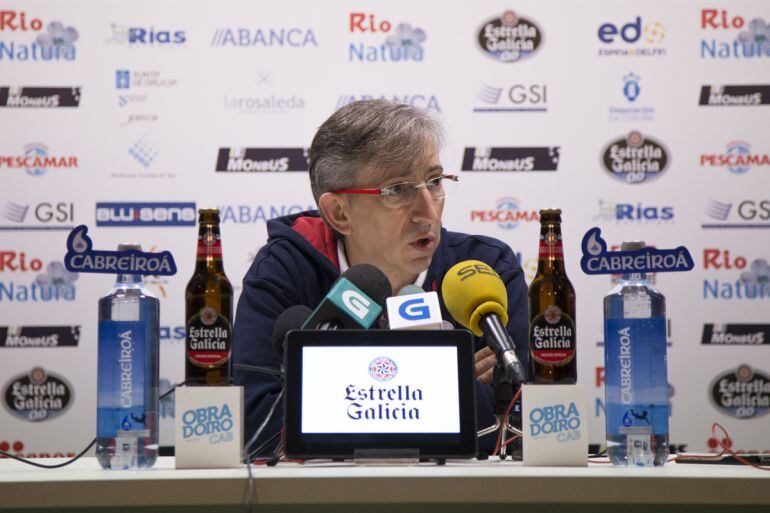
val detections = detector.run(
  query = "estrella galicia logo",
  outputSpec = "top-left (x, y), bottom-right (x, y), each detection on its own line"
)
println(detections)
top-left (529, 402), bottom-right (581, 442)
top-left (181, 403), bottom-right (234, 444)
top-left (369, 357), bottom-right (398, 382)
top-left (710, 365), bottom-right (770, 419)
top-left (0, 326), bottom-right (80, 348)
top-left (602, 131), bottom-right (669, 184)
top-left (2, 367), bottom-right (73, 422)
top-left (95, 202), bottom-right (196, 227)
top-left (702, 324), bottom-right (770, 345)
top-left (580, 227), bottom-right (694, 275)
top-left (0, 87), bottom-right (80, 108)
top-left (64, 225), bottom-right (177, 276)
top-left (478, 10), bottom-right (542, 63)
top-left (699, 85), bottom-right (770, 106)
top-left (215, 148), bottom-right (308, 172)
top-left (398, 297), bottom-right (430, 321)
top-left (462, 147), bottom-right (559, 172)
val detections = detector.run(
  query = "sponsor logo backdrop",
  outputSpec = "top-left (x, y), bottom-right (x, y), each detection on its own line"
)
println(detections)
top-left (1, 0), bottom-right (769, 456)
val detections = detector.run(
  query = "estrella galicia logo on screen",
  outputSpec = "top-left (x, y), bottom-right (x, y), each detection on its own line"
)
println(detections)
top-left (597, 16), bottom-right (666, 57)
top-left (699, 85), bottom-right (770, 106)
top-left (462, 147), bottom-right (559, 172)
top-left (529, 402), bottom-right (581, 442)
top-left (181, 403), bottom-right (234, 444)
top-left (2, 367), bottom-right (73, 422)
top-left (348, 12), bottom-right (424, 62)
top-left (0, 86), bottom-right (80, 108)
top-left (710, 365), bottom-right (770, 419)
top-left (398, 298), bottom-right (430, 321)
top-left (107, 24), bottom-right (186, 46)
top-left (700, 141), bottom-right (769, 174)
top-left (215, 148), bottom-right (308, 172)
top-left (0, 10), bottom-right (78, 62)
top-left (602, 131), bottom-right (669, 184)
top-left (700, 9), bottom-right (770, 59)
top-left (95, 202), bottom-right (196, 227)
top-left (470, 198), bottom-right (539, 230)
top-left (478, 10), bottom-right (542, 63)
top-left (369, 357), bottom-right (398, 382)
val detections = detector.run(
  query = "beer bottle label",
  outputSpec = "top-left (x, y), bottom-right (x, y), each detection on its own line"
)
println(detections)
top-left (197, 230), bottom-right (222, 258)
top-left (529, 305), bottom-right (576, 366)
top-left (538, 231), bottom-right (563, 258)
top-left (186, 306), bottom-right (231, 367)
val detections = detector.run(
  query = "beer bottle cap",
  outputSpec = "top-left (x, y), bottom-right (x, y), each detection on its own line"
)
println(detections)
top-left (117, 243), bottom-right (141, 251)
top-left (621, 241), bottom-right (645, 251)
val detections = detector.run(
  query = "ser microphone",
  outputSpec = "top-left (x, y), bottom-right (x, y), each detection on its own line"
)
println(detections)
top-left (302, 264), bottom-right (392, 330)
top-left (386, 285), bottom-right (444, 330)
top-left (441, 260), bottom-right (527, 386)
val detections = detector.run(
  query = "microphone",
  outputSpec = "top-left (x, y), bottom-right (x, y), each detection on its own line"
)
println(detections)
top-left (386, 285), bottom-right (444, 330)
top-left (271, 305), bottom-right (313, 357)
top-left (441, 260), bottom-right (527, 386)
top-left (302, 264), bottom-right (392, 330)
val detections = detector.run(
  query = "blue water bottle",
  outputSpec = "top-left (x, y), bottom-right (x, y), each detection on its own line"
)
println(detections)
top-left (603, 241), bottom-right (669, 467)
top-left (96, 244), bottom-right (160, 469)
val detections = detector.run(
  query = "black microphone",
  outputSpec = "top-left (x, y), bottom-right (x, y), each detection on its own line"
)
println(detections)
top-left (302, 264), bottom-right (392, 330)
top-left (271, 305), bottom-right (313, 357)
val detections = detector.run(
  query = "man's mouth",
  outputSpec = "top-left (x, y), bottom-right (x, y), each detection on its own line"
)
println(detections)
top-left (409, 234), bottom-right (435, 251)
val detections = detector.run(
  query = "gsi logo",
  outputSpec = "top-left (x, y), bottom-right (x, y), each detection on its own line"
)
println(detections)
top-left (398, 298), bottom-right (430, 320)
top-left (341, 290), bottom-right (371, 320)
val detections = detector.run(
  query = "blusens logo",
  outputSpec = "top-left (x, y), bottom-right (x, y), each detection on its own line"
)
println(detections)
top-left (348, 12), bottom-right (425, 62)
top-left (2, 367), bottom-right (73, 422)
top-left (95, 202), bottom-right (196, 227)
top-left (477, 10), bottom-right (542, 63)
top-left (602, 131), bottom-right (669, 184)
top-left (710, 365), bottom-right (770, 419)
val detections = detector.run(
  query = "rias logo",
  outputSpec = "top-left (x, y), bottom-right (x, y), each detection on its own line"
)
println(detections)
top-left (107, 24), bottom-right (186, 46)
top-left (348, 12), bottom-right (425, 62)
top-left (593, 200), bottom-right (674, 223)
top-left (602, 131), bottom-right (669, 184)
top-left (700, 141), bottom-right (769, 174)
top-left (0, 10), bottom-right (79, 62)
top-left (477, 10), bottom-right (542, 63)
top-left (2, 367), bottom-right (73, 422)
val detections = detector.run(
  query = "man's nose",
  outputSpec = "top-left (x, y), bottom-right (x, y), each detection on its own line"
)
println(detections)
top-left (410, 187), bottom-right (439, 224)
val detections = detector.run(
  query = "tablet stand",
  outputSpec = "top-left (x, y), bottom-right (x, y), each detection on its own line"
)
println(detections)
top-left (353, 448), bottom-right (445, 465)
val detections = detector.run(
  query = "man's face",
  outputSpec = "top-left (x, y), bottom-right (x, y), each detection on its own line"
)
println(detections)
top-left (344, 148), bottom-right (445, 281)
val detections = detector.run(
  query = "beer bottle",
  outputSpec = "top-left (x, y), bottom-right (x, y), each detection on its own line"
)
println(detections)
top-left (185, 208), bottom-right (233, 385)
top-left (528, 208), bottom-right (577, 384)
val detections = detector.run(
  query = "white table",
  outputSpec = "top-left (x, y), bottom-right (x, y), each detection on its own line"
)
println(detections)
top-left (1, 456), bottom-right (769, 513)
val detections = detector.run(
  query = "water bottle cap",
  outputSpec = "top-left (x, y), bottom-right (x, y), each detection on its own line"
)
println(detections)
top-left (621, 241), bottom-right (645, 251)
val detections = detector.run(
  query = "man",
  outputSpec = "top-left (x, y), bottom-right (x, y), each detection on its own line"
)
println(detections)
top-left (233, 99), bottom-right (529, 455)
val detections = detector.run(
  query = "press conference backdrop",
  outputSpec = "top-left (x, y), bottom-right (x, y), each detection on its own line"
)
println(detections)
top-left (1, 0), bottom-right (769, 458)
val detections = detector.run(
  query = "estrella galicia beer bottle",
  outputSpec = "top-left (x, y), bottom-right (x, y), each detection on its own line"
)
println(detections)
top-left (527, 209), bottom-right (577, 384)
top-left (185, 208), bottom-right (233, 385)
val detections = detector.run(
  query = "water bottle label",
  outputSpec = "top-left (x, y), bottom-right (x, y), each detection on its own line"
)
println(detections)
top-left (604, 318), bottom-right (668, 437)
top-left (186, 306), bottom-right (231, 367)
top-left (97, 321), bottom-right (146, 438)
top-left (529, 305), bottom-right (576, 366)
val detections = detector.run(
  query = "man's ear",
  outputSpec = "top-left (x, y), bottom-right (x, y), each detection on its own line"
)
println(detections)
top-left (318, 192), bottom-right (352, 236)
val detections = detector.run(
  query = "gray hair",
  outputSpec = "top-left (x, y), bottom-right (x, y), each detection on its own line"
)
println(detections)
top-left (308, 99), bottom-right (444, 206)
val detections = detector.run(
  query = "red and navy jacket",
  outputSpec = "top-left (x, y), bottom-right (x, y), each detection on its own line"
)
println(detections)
top-left (233, 210), bottom-right (530, 454)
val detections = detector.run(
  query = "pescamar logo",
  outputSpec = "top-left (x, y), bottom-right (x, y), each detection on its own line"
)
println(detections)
top-left (699, 84), bottom-right (770, 106)
top-left (470, 198), bottom-right (539, 230)
top-left (0, 326), bottom-right (80, 348)
top-left (710, 365), bottom-right (770, 419)
top-left (95, 202), bottom-right (196, 227)
top-left (0, 143), bottom-right (78, 176)
top-left (337, 93), bottom-right (440, 113)
top-left (2, 367), bottom-right (73, 422)
top-left (107, 24), bottom-right (186, 46)
top-left (593, 200), bottom-right (674, 223)
top-left (701, 10), bottom-right (770, 59)
top-left (474, 83), bottom-right (547, 113)
top-left (602, 131), bottom-right (668, 184)
top-left (0, 201), bottom-right (74, 231)
top-left (0, 86), bottom-right (80, 108)
top-left (703, 198), bottom-right (770, 229)
top-left (348, 12), bottom-right (424, 63)
top-left (702, 324), bottom-right (769, 345)
top-left (0, 11), bottom-right (78, 62)
top-left (478, 10), bottom-right (542, 63)
top-left (215, 148), bottom-right (308, 172)
top-left (700, 141), bottom-right (769, 174)
top-left (462, 147), bottom-right (559, 172)
top-left (598, 16), bottom-right (666, 57)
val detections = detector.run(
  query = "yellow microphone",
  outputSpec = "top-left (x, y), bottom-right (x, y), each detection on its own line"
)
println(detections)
top-left (442, 260), bottom-right (526, 385)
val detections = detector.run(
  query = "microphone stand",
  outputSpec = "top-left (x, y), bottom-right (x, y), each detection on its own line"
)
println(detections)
top-left (477, 363), bottom-right (524, 460)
